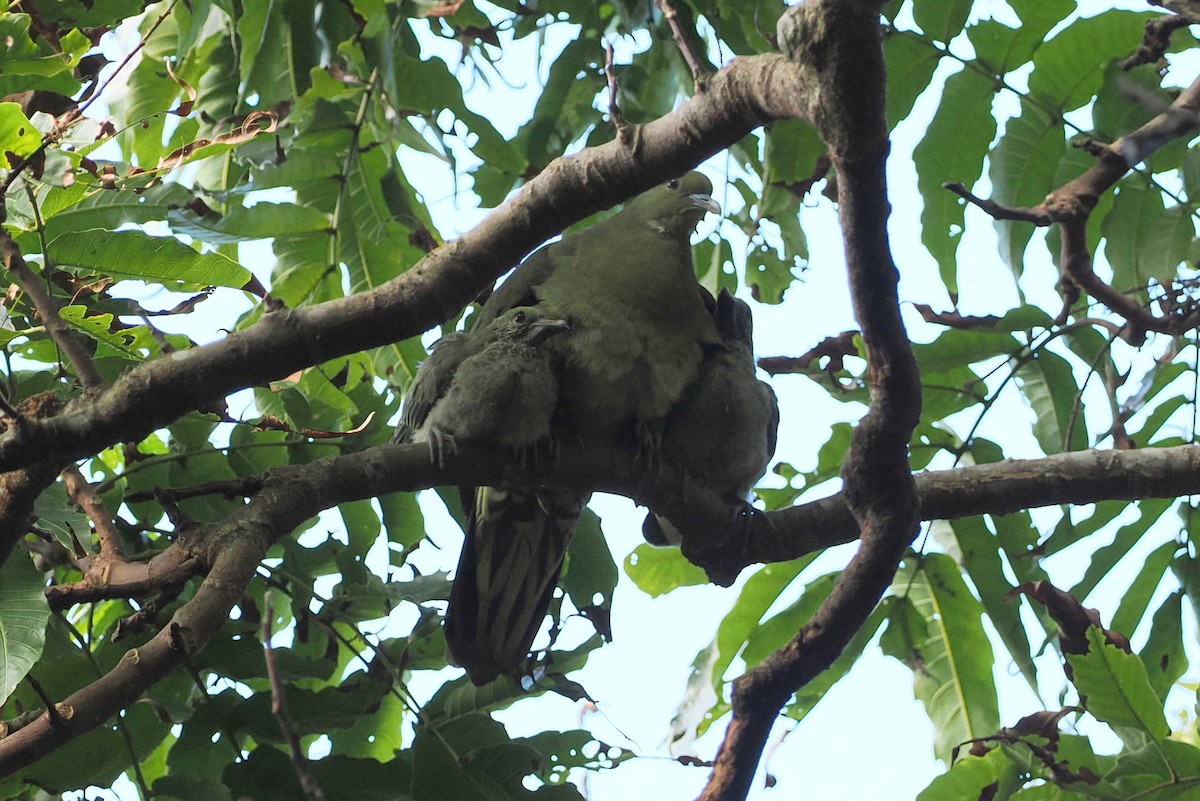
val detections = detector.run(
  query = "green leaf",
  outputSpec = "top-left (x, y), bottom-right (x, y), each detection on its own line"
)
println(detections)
top-left (989, 99), bottom-right (1065, 276)
top-left (0, 554), bottom-right (49, 704)
top-left (47, 230), bottom-right (251, 288)
top-left (950, 517), bottom-right (1038, 692)
top-left (35, 183), bottom-right (198, 243)
top-left (746, 240), bottom-right (797, 304)
top-left (1103, 178), bottom-right (1168, 292)
top-left (0, 102), bottom-right (43, 158)
top-left (764, 118), bottom-right (825, 184)
top-left (916, 747), bottom-right (1021, 801)
top-left (624, 543), bottom-right (709, 597)
top-left (1066, 627), bottom-right (1169, 740)
top-left (882, 31), bottom-right (943, 128)
top-left (411, 713), bottom-right (546, 800)
top-left (1110, 540), bottom-right (1179, 638)
top-left (1028, 11), bottom-right (1152, 111)
top-left (784, 602), bottom-right (888, 724)
top-left (669, 556), bottom-right (815, 744)
top-left (1140, 590), bottom-right (1189, 701)
top-left (885, 553), bottom-right (1000, 763)
top-left (914, 67), bottom-right (998, 296)
top-left (563, 508), bottom-right (617, 612)
top-left (168, 201), bottom-right (332, 244)
top-left (1068, 499), bottom-right (1172, 600)
top-left (914, 326), bottom-right (1020, 373)
top-left (225, 747), bottom-right (416, 801)
top-left (1103, 738), bottom-right (1200, 799)
top-left (966, 0), bottom-right (1074, 74)
top-left (912, 0), bottom-right (971, 43)
top-left (1015, 348), bottom-right (1088, 454)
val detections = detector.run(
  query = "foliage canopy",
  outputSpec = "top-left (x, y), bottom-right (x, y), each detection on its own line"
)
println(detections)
top-left (0, 1), bottom-right (1199, 800)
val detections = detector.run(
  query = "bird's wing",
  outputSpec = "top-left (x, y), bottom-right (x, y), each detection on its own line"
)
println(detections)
top-left (392, 331), bottom-right (474, 443)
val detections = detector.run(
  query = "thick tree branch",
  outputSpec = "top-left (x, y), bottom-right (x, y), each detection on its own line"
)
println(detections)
top-left (6, 432), bottom-right (1200, 772)
top-left (0, 393), bottom-right (67, 565)
top-left (701, 3), bottom-right (921, 798)
top-left (0, 52), bottom-right (810, 476)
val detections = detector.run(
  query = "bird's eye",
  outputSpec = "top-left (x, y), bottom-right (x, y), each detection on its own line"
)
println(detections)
top-left (513, 311), bottom-right (527, 323)
top-left (666, 179), bottom-right (680, 190)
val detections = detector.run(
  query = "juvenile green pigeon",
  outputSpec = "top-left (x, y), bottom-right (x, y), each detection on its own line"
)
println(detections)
top-left (393, 307), bottom-right (569, 464)
top-left (446, 172), bottom-right (722, 684)
top-left (644, 288), bottom-right (779, 546)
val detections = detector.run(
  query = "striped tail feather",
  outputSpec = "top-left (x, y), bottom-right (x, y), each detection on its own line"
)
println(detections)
top-left (445, 484), bottom-right (583, 685)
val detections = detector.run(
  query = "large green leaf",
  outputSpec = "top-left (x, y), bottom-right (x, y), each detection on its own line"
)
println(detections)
top-left (1068, 499), bottom-right (1172, 601)
top-left (1110, 540), bottom-right (1180, 638)
top-left (914, 67), bottom-right (998, 296)
top-left (1066, 627), bottom-right (1169, 741)
top-left (965, 0), bottom-right (1073, 74)
top-left (624, 543), bottom-right (710, 597)
top-left (0, 102), bottom-right (43, 158)
top-left (563, 508), bottom-right (618, 613)
top-left (950, 517), bottom-right (1038, 692)
top-left (911, 0), bottom-right (971, 43)
top-left (1103, 178), bottom-right (1173, 293)
top-left (0, 554), bottom-right (49, 705)
top-left (1014, 348), bottom-right (1088, 454)
top-left (1140, 590), bottom-right (1189, 701)
top-left (1028, 11), bottom-right (1152, 112)
top-left (47, 230), bottom-right (251, 288)
top-left (884, 554), bottom-right (1000, 763)
top-left (882, 31), bottom-right (942, 128)
top-left (989, 99), bottom-right (1065, 276)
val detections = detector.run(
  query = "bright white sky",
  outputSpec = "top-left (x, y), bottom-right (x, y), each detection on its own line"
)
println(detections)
top-left (71, 1), bottom-right (1200, 799)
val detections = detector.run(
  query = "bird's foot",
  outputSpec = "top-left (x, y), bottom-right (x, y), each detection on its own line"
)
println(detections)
top-left (426, 428), bottom-right (458, 468)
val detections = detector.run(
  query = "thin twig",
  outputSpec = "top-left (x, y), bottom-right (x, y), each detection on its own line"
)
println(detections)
top-left (263, 593), bottom-right (327, 801)
top-left (24, 676), bottom-right (65, 729)
top-left (604, 41), bottom-right (635, 148)
top-left (656, 0), bottom-right (709, 90)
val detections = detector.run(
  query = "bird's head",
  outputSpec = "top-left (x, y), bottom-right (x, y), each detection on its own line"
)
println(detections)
top-left (494, 306), bottom-right (571, 346)
top-left (624, 171), bottom-right (721, 236)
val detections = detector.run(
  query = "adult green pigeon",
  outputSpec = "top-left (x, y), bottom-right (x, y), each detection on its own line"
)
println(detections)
top-left (393, 306), bottom-right (569, 465)
top-left (446, 172), bottom-right (722, 684)
top-left (644, 288), bottom-right (780, 545)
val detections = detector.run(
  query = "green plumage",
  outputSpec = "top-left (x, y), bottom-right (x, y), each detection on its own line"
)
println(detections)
top-left (645, 289), bottom-right (780, 545)
top-left (477, 171), bottom-right (722, 436)
top-left (394, 307), bottom-right (569, 464)
top-left (447, 173), bottom-right (722, 684)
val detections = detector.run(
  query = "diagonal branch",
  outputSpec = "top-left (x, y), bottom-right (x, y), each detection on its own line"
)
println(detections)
top-left (0, 229), bottom-right (102, 390)
top-left (949, 70), bottom-right (1200, 342)
top-left (0, 51), bottom-right (811, 476)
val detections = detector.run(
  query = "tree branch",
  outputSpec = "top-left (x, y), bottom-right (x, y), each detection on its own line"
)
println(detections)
top-left (0, 52), bottom-right (811, 475)
top-left (7, 433), bottom-right (1200, 772)
top-left (702, 3), bottom-right (921, 797)
top-left (949, 69), bottom-right (1200, 340)
top-left (0, 229), bottom-right (103, 390)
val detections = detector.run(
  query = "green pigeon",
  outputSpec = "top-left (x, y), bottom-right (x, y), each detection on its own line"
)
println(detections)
top-left (644, 288), bottom-right (780, 545)
top-left (393, 307), bottom-right (569, 465)
top-left (445, 172), bottom-right (723, 684)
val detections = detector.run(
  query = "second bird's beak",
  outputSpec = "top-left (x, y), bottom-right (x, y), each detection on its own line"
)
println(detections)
top-left (691, 193), bottom-right (721, 215)
top-left (529, 318), bottom-right (570, 345)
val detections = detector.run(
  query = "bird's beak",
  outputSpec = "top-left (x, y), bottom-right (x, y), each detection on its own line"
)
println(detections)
top-left (690, 193), bottom-right (721, 215)
top-left (529, 318), bottom-right (570, 344)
